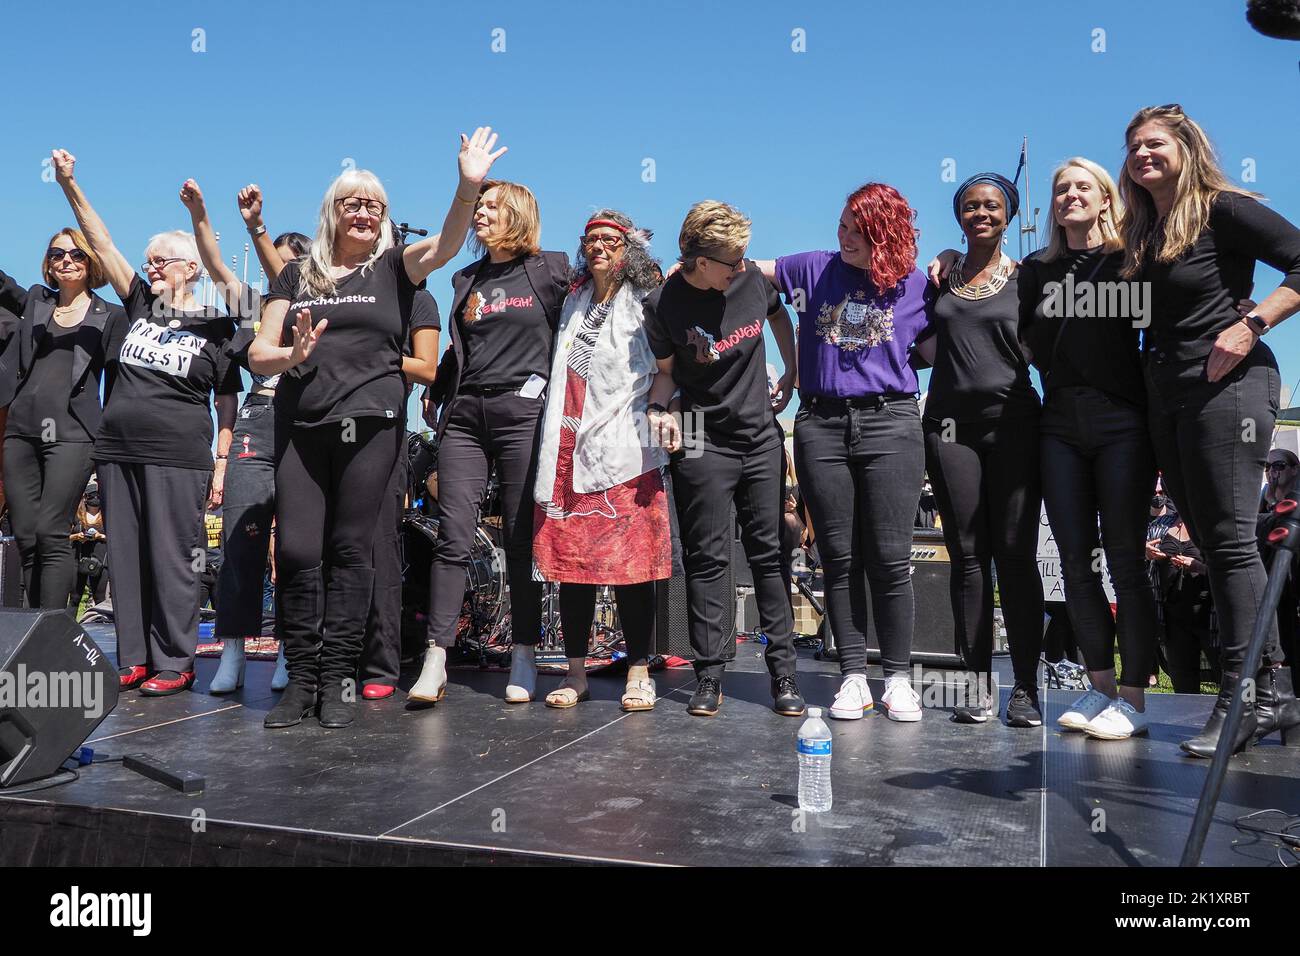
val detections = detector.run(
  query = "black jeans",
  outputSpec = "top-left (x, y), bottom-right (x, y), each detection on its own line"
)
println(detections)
top-left (559, 582), bottom-right (654, 665)
top-left (671, 437), bottom-right (796, 682)
top-left (924, 414), bottom-right (1044, 685)
top-left (1041, 386), bottom-right (1157, 687)
top-left (275, 416), bottom-right (400, 686)
top-left (3, 436), bottom-right (94, 610)
top-left (794, 396), bottom-right (924, 678)
top-left (427, 390), bottom-right (543, 649)
top-left (1145, 343), bottom-right (1281, 668)
top-left (99, 461), bottom-right (210, 672)
top-left (361, 441), bottom-right (407, 687)
top-left (215, 395), bottom-right (275, 639)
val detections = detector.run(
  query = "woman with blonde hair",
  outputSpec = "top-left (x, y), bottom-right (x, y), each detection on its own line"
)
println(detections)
top-left (250, 127), bottom-right (504, 729)
top-left (53, 149), bottom-right (241, 697)
top-left (1120, 104), bottom-right (1300, 755)
top-left (1019, 157), bottom-right (1159, 740)
top-left (408, 178), bottom-right (572, 707)
top-left (0, 225), bottom-right (125, 611)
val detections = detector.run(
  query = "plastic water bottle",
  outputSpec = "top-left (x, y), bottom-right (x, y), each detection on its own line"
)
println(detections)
top-left (797, 707), bottom-right (832, 813)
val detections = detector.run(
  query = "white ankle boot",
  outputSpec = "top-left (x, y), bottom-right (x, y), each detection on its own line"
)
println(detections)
top-left (209, 639), bottom-right (246, 694)
top-left (408, 645), bottom-right (448, 703)
top-left (505, 645), bottom-right (536, 703)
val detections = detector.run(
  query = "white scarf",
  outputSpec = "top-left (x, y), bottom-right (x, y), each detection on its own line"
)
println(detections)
top-left (534, 282), bottom-right (667, 503)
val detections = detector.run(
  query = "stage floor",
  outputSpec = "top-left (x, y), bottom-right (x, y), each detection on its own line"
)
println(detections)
top-left (2, 625), bottom-right (1298, 867)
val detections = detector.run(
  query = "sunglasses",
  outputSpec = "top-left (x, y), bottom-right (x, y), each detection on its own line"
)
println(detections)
top-left (47, 248), bottom-right (88, 263)
top-left (703, 254), bottom-right (743, 271)
top-left (1267, 462), bottom-right (1295, 472)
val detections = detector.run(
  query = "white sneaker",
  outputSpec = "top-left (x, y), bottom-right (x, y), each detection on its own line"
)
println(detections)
top-left (881, 674), bottom-right (922, 722)
top-left (1082, 698), bottom-right (1149, 740)
top-left (828, 674), bottom-right (874, 720)
top-left (1057, 689), bottom-right (1113, 731)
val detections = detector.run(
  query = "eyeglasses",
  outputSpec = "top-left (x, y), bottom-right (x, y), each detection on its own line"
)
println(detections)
top-left (1267, 462), bottom-right (1295, 473)
top-left (336, 197), bottom-right (387, 217)
top-left (580, 234), bottom-right (625, 251)
top-left (141, 256), bottom-right (187, 273)
top-left (47, 248), bottom-right (88, 264)
top-left (703, 254), bottom-right (743, 271)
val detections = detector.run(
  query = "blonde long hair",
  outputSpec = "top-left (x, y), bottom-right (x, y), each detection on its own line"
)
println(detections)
top-left (1118, 105), bottom-right (1258, 278)
top-left (298, 168), bottom-right (395, 299)
top-left (1040, 158), bottom-right (1125, 263)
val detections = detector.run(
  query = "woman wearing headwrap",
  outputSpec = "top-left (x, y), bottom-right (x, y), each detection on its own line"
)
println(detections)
top-left (914, 172), bottom-right (1045, 728)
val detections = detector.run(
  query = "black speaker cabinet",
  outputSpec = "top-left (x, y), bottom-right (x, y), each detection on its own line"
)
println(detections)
top-left (0, 610), bottom-right (119, 787)
top-left (653, 562), bottom-right (737, 662)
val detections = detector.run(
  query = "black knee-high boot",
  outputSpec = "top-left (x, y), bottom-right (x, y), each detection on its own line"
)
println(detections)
top-left (265, 564), bottom-right (323, 729)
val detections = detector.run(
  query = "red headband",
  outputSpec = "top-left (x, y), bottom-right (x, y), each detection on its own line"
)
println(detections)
top-left (585, 218), bottom-right (629, 234)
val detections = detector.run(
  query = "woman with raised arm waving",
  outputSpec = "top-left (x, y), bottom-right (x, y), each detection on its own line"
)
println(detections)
top-left (54, 148), bottom-right (241, 697)
top-left (0, 224), bottom-right (125, 612)
top-left (250, 127), bottom-right (501, 730)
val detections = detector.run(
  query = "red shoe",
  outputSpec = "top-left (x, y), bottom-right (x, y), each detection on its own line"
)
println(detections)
top-left (139, 670), bottom-right (196, 697)
top-left (362, 684), bottom-right (396, 700)
top-left (118, 666), bottom-right (149, 690)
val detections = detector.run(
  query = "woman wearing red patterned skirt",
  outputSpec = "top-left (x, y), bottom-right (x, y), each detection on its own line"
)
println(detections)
top-left (532, 209), bottom-right (671, 711)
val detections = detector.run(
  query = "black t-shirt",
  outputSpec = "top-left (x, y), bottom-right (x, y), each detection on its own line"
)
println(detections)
top-left (643, 261), bottom-right (783, 454)
top-left (225, 287), bottom-right (280, 393)
top-left (95, 276), bottom-right (242, 470)
top-left (267, 246), bottom-right (418, 426)
top-left (921, 269), bottom-right (1040, 424)
top-left (7, 324), bottom-right (89, 441)
top-left (457, 256), bottom-right (552, 390)
top-left (407, 288), bottom-right (441, 354)
top-left (1140, 192), bottom-right (1300, 361)
top-left (1019, 247), bottom-right (1144, 408)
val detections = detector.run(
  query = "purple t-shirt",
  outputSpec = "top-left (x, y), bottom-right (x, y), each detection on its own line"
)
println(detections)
top-left (774, 251), bottom-right (932, 399)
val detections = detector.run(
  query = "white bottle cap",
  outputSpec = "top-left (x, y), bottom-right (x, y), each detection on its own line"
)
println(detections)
top-left (806, 707), bottom-right (822, 718)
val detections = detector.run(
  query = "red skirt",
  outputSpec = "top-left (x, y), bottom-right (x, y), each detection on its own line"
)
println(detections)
top-left (533, 368), bottom-right (672, 585)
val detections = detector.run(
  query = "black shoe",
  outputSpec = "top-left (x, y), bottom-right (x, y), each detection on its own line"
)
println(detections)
top-left (1255, 665), bottom-right (1300, 746)
top-left (1182, 671), bottom-right (1257, 758)
top-left (1006, 682), bottom-right (1042, 727)
top-left (772, 676), bottom-right (806, 717)
top-left (688, 677), bottom-right (722, 717)
top-left (264, 683), bottom-right (318, 729)
top-left (318, 682), bottom-right (357, 729)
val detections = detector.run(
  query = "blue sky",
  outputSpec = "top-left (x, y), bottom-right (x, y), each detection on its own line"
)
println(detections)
top-left (2, 0), bottom-right (1298, 425)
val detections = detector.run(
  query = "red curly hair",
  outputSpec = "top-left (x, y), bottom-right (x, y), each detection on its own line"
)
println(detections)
top-left (844, 183), bottom-right (917, 292)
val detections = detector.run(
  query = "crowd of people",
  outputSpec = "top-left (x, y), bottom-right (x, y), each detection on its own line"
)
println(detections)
top-left (0, 104), bottom-right (1298, 761)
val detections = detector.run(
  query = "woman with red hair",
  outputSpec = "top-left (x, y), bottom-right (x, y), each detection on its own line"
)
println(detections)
top-left (754, 183), bottom-right (934, 723)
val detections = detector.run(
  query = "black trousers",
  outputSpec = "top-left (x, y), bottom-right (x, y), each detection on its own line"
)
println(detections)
top-left (1041, 386), bottom-right (1158, 687)
top-left (794, 397), bottom-right (925, 677)
top-left (98, 461), bottom-right (210, 672)
top-left (1160, 579), bottom-right (1219, 693)
top-left (73, 539), bottom-right (109, 608)
top-left (559, 582), bottom-right (654, 664)
top-left (3, 436), bottom-right (95, 610)
top-left (1145, 344), bottom-right (1281, 668)
top-left (924, 414), bottom-right (1044, 685)
top-left (275, 416), bottom-right (400, 686)
top-left (215, 396), bottom-right (276, 639)
top-left (427, 390), bottom-right (543, 649)
top-left (671, 438), bottom-right (796, 682)
top-left (361, 440), bottom-right (407, 687)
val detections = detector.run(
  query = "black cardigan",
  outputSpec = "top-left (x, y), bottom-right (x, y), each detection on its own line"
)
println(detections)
top-left (425, 250), bottom-right (570, 440)
top-left (0, 268), bottom-right (127, 439)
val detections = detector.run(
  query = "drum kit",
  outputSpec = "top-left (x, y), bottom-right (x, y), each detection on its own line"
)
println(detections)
top-left (399, 431), bottom-right (624, 666)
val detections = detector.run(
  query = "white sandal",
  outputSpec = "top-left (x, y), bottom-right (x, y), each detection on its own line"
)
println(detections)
top-left (621, 677), bottom-right (656, 712)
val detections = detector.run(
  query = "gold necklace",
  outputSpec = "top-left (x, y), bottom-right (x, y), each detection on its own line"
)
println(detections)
top-left (949, 253), bottom-right (1013, 301)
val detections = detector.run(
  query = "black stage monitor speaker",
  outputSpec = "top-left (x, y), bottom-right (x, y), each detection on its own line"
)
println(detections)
top-left (0, 610), bottom-right (119, 787)
top-left (653, 562), bottom-right (737, 662)
top-left (861, 530), bottom-right (964, 667)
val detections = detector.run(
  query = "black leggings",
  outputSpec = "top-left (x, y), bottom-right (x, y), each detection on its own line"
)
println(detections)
top-left (3, 436), bottom-right (94, 609)
top-left (275, 416), bottom-right (400, 686)
top-left (924, 414), bottom-right (1044, 685)
top-left (1040, 387), bottom-right (1157, 687)
top-left (559, 582), bottom-right (653, 665)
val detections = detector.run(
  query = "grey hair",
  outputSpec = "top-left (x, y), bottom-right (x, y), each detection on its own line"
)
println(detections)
top-left (144, 230), bottom-right (203, 289)
top-left (571, 208), bottom-right (660, 293)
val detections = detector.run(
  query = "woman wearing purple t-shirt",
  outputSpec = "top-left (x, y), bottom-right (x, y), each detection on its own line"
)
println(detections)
top-left (756, 182), bottom-right (933, 723)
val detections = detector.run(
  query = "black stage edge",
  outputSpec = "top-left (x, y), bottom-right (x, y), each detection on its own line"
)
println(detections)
top-left (2, 625), bottom-right (1298, 867)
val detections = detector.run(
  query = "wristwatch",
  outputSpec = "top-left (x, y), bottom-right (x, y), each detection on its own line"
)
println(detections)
top-left (1243, 313), bottom-right (1268, 337)
top-left (248, 224), bottom-right (267, 237)
top-left (647, 402), bottom-right (668, 414)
